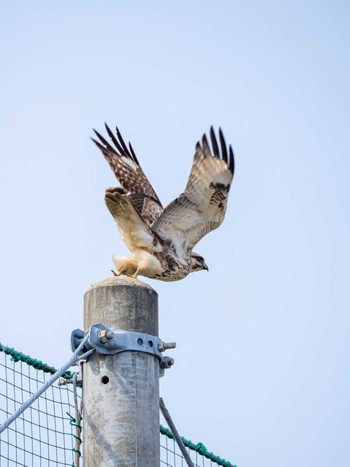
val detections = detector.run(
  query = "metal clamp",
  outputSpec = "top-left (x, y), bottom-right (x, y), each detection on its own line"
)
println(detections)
top-left (71, 324), bottom-right (176, 376)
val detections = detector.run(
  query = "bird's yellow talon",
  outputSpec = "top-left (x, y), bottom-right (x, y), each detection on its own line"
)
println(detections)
top-left (116, 265), bottom-right (125, 276)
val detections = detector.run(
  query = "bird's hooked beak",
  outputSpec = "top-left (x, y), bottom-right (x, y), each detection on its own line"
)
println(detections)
top-left (203, 263), bottom-right (209, 272)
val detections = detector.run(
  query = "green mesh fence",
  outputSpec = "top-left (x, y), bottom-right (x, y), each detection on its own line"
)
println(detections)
top-left (0, 341), bottom-right (236, 467)
top-left (159, 424), bottom-right (235, 467)
top-left (0, 346), bottom-right (77, 466)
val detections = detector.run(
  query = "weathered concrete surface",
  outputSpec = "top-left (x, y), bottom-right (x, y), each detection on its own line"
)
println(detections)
top-left (83, 276), bottom-right (160, 466)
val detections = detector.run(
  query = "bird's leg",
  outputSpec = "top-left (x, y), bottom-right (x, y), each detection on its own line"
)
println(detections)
top-left (130, 266), bottom-right (140, 278)
top-left (116, 265), bottom-right (125, 276)
top-left (111, 269), bottom-right (118, 277)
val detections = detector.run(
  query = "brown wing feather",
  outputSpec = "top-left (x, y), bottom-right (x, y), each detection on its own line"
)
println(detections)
top-left (153, 127), bottom-right (234, 252)
top-left (92, 125), bottom-right (163, 226)
top-left (105, 187), bottom-right (159, 253)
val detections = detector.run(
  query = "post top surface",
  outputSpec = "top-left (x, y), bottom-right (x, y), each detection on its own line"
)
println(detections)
top-left (86, 276), bottom-right (156, 294)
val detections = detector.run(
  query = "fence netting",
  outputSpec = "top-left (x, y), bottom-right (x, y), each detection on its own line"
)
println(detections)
top-left (0, 342), bottom-right (235, 467)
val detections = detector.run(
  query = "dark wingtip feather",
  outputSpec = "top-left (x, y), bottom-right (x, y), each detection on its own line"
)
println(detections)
top-left (104, 123), bottom-right (114, 138)
top-left (92, 129), bottom-right (112, 149)
top-left (92, 128), bottom-right (101, 139)
top-left (104, 123), bottom-right (126, 155)
top-left (218, 128), bottom-right (228, 164)
top-left (202, 134), bottom-right (211, 157)
top-left (91, 136), bottom-right (100, 146)
top-left (128, 142), bottom-right (140, 165)
top-left (210, 126), bottom-right (219, 159)
top-left (91, 137), bottom-right (108, 153)
top-left (115, 126), bottom-right (130, 154)
top-left (229, 145), bottom-right (235, 176)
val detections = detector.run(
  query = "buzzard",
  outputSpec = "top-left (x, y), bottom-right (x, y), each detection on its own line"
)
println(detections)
top-left (92, 125), bottom-right (235, 281)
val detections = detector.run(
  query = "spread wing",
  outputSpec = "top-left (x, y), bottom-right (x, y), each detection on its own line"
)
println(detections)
top-left (92, 124), bottom-right (163, 226)
top-left (153, 127), bottom-right (234, 253)
top-left (104, 187), bottom-right (159, 253)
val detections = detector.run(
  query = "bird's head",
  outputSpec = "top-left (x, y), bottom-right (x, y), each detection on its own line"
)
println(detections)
top-left (189, 252), bottom-right (209, 273)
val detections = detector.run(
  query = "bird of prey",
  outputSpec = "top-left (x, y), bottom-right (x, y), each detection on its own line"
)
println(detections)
top-left (92, 125), bottom-right (235, 281)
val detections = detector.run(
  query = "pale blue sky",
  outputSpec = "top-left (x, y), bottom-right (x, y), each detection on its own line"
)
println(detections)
top-left (0, 1), bottom-right (349, 466)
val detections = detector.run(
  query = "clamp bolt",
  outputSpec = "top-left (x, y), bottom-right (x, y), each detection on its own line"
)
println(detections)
top-left (160, 357), bottom-right (175, 369)
top-left (158, 341), bottom-right (176, 352)
top-left (98, 330), bottom-right (114, 344)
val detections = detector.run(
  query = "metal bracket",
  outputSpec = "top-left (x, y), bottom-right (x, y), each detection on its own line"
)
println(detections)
top-left (71, 324), bottom-right (176, 376)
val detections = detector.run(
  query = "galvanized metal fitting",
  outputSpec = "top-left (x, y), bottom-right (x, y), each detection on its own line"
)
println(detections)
top-left (160, 356), bottom-right (175, 369)
top-left (71, 324), bottom-right (176, 376)
top-left (98, 329), bottom-right (114, 344)
top-left (158, 341), bottom-right (176, 352)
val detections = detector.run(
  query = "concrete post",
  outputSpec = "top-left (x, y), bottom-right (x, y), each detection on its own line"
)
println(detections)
top-left (83, 276), bottom-right (160, 466)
